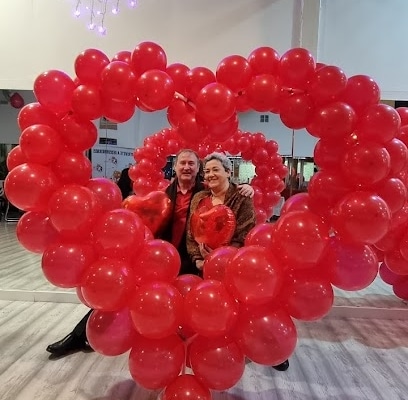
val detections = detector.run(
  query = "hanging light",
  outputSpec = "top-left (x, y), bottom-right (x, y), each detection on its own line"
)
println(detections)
top-left (72, 0), bottom-right (138, 36)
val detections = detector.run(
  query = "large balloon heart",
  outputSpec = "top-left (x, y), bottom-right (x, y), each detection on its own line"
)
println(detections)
top-left (191, 205), bottom-right (236, 249)
top-left (122, 191), bottom-right (171, 236)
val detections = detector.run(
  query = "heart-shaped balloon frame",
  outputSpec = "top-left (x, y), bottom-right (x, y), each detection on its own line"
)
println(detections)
top-left (6, 42), bottom-right (408, 399)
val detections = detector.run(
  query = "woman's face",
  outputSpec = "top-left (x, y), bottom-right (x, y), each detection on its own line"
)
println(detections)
top-left (204, 159), bottom-right (230, 190)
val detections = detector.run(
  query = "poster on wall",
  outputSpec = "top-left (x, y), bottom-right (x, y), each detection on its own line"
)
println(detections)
top-left (91, 145), bottom-right (135, 182)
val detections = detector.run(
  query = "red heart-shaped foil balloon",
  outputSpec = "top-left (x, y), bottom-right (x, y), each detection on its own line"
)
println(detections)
top-left (191, 205), bottom-right (236, 249)
top-left (122, 191), bottom-right (172, 236)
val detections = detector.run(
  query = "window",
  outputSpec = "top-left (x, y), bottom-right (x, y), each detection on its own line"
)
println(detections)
top-left (260, 114), bottom-right (269, 123)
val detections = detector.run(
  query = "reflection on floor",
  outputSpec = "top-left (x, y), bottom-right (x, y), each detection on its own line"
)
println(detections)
top-left (0, 221), bottom-right (407, 400)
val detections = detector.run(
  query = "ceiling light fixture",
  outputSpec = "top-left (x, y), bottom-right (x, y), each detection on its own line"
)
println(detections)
top-left (72, 0), bottom-right (138, 36)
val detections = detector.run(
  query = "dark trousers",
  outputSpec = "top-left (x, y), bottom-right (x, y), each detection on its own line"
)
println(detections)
top-left (72, 310), bottom-right (92, 338)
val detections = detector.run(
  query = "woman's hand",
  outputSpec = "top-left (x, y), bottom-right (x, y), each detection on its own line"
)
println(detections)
top-left (196, 260), bottom-right (204, 270)
top-left (199, 243), bottom-right (212, 258)
top-left (238, 184), bottom-right (254, 198)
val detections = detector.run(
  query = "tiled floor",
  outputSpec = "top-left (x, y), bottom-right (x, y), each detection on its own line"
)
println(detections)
top-left (1, 220), bottom-right (407, 400)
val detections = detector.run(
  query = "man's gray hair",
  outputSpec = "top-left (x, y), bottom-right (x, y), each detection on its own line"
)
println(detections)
top-left (203, 152), bottom-right (232, 172)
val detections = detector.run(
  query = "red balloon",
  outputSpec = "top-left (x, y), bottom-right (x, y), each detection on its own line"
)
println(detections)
top-left (342, 142), bottom-right (391, 187)
top-left (272, 210), bottom-right (330, 268)
top-left (280, 192), bottom-right (309, 215)
top-left (166, 63), bottom-right (190, 96)
top-left (42, 241), bottom-right (96, 288)
top-left (131, 41), bottom-right (167, 77)
top-left (384, 249), bottom-right (408, 275)
top-left (313, 138), bottom-right (348, 170)
top-left (135, 70), bottom-right (175, 111)
top-left (52, 151), bottom-right (92, 185)
top-left (195, 83), bottom-right (236, 124)
top-left (122, 191), bottom-right (172, 235)
top-left (102, 96), bottom-right (135, 123)
top-left (216, 55), bottom-right (253, 93)
top-left (4, 163), bottom-right (59, 212)
top-left (244, 223), bottom-right (275, 248)
top-left (246, 74), bottom-right (280, 112)
top-left (82, 258), bottom-right (134, 311)
top-left (16, 211), bottom-right (59, 253)
top-left (86, 308), bottom-right (137, 356)
top-left (92, 209), bottom-right (145, 260)
top-left (71, 84), bottom-right (103, 121)
top-left (74, 48), bottom-right (110, 86)
top-left (34, 70), bottom-right (76, 114)
top-left (308, 65), bottom-right (347, 105)
top-left (306, 102), bottom-right (356, 141)
top-left (281, 270), bottom-right (334, 321)
top-left (48, 184), bottom-right (100, 239)
top-left (131, 240), bottom-right (181, 285)
top-left (340, 75), bottom-right (380, 114)
top-left (279, 48), bottom-right (315, 90)
top-left (111, 50), bottom-right (132, 64)
top-left (129, 334), bottom-right (185, 390)
top-left (355, 104), bottom-right (400, 143)
top-left (375, 178), bottom-right (407, 214)
top-left (396, 107), bottom-right (408, 126)
top-left (167, 98), bottom-right (195, 128)
top-left (225, 245), bottom-right (283, 305)
top-left (379, 262), bottom-right (406, 285)
top-left (130, 282), bottom-right (183, 339)
top-left (184, 280), bottom-right (238, 337)
top-left (185, 67), bottom-right (216, 101)
top-left (279, 93), bottom-right (314, 129)
top-left (6, 145), bottom-right (27, 171)
top-left (319, 237), bottom-right (379, 291)
top-left (189, 335), bottom-right (245, 390)
top-left (76, 287), bottom-right (92, 308)
top-left (234, 305), bottom-right (297, 366)
top-left (19, 124), bottom-right (63, 164)
top-left (385, 138), bottom-right (408, 175)
top-left (100, 61), bottom-right (137, 102)
top-left (331, 192), bottom-right (391, 244)
top-left (247, 46), bottom-right (280, 76)
top-left (86, 178), bottom-right (123, 213)
top-left (308, 170), bottom-right (349, 213)
top-left (162, 374), bottom-right (211, 400)
top-left (59, 114), bottom-right (98, 152)
top-left (9, 92), bottom-right (25, 109)
top-left (173, 274), bottom-right (203, 297)
top-left (203, 246), bottom-right (238, 281)
top-left (203, 113), bottom-right (239, 143)
top-left (393, 279), bottom-right (408, 300)
top-left (190, 205), bottom-right (236, 249)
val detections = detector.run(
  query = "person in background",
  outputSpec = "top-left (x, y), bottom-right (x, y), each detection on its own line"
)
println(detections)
top-left (186, 152), bottom-right (290, 372)
top-left (117, 167), bottom-right (133, 199)
top-left (46, 149), bottom-right (254, 357)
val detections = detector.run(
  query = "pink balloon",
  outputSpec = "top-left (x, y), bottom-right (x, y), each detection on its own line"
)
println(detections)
top-left (86, 308), bottom-right (137, 356)
top-left (319, 237), bottom-right (379, 291)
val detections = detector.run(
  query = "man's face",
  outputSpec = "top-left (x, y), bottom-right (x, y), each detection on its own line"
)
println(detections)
top-left (174, 152), bottom-right (199, 185)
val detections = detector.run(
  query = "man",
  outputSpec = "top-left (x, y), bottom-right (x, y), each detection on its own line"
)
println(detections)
top-left (46, 149), bottom-right (287, 372)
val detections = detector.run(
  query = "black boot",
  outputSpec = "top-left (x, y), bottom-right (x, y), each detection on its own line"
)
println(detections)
top-left (46, 333), bottom-right (92, 357)
top-left (272, 359), bottom-right (289, 371)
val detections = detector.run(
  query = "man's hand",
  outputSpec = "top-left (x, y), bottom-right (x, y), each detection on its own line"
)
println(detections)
top-left (238, 183), bottom-right (254, 198)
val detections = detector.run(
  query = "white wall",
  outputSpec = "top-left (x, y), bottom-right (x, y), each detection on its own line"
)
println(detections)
top-left (2, 0), bottom-right (408, 155)
top-left (318, 0), bottom-right (408, 100)
top-left (0, 0), bottom-right (299, 89)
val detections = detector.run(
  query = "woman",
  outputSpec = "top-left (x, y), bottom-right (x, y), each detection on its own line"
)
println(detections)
top-left (186, 152), bottom-right (256, 271)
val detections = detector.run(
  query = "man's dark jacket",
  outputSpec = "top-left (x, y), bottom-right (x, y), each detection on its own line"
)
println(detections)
top-left (159, 177), bottom-right (205, 275)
